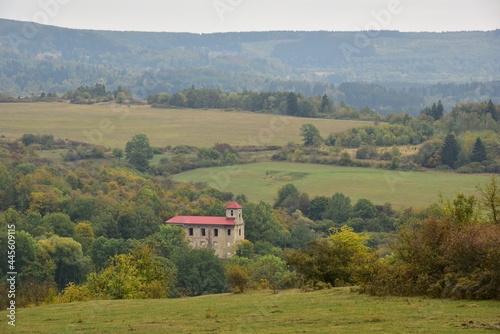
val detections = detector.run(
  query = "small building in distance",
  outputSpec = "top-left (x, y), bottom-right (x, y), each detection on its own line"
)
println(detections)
top-left (164, 202), bottom-right (245, 258)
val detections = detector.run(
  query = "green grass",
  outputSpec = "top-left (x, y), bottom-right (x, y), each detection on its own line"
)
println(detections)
top-left (11, 288), bottom-right (500, 333)
top-left (172, 161), bottom-right (492, 209)
top-left (0, 102), bottom-right (372, 148)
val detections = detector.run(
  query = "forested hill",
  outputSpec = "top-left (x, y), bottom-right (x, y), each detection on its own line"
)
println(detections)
top-left (1, 18), bottom-right (499, 114)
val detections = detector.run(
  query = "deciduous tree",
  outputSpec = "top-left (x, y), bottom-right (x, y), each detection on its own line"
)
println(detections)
top-left (75, 222), bottom-right (95, 254)
top-left (244, 201), bottom-right (288, 245)
top-left (39, 235), bottom-right (90, 289)
top-left (225, 258), bottom-right (253, 293)
top-left (477, 175), bottom-right (500, 224)
top-left (300, 123), bottom-right (323, 147)
top-left (306, 196), bottom-right (329, 221)
top-left (252, 255), bottom-right (289, 292)
top-left (86, 246), bottom-right (175, 299)
top-left (125, 134), bottom-right (154, 171)
top-left (353, 198), bottom-right (377, 219)
top-left (323, 193), bottom-right (352, 224)
top-left (43, 212), bottom-right (75, 238)
top-left (286, 226), bottom-right (377, 286)
top-left (172, 248), bottom-right (226, 296)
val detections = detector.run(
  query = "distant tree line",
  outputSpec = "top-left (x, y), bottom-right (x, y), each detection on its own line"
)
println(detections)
top-left (147, 88), bottom-right (378, 120)
top-left (62, 84), bottom-right (135, 104)
top-left (2, 60), bottom-right (498, 116)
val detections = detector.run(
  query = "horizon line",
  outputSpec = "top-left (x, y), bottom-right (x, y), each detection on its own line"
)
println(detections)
top-left (1, 17), bottom-right (499, 35)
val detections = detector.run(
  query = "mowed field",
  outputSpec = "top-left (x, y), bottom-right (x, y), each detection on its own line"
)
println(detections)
top-left (173, 162), bottom-right (492, 209)
top-left (11, 288), bottom-right (500, 333)
top-left (0, 102), bottom-right (373, 148)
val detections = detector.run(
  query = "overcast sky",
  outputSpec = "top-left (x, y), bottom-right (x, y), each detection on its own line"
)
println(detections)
top-left (0, 0), bottom-right (499, 33)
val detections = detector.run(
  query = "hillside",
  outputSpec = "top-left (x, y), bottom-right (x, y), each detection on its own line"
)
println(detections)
top-left (12, 288), bottom-right (500, 333)
top-left (1, 19), bottom-right (499, 114)
top-left (172, 162), bottom-right (492, 209)
top-left (0, 102), bottom-right (372, 147)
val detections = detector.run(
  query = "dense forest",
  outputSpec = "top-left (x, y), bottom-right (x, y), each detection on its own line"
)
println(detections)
top-left (1, 19), bottom-right (499, 115)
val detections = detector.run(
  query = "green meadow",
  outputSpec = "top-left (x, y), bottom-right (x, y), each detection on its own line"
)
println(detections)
top-left (0, 102), bottom-right (372, 148)
top-left (11, 288), bottom-right (500, 333)
top-left (173, 162), bottom-right (491, 209)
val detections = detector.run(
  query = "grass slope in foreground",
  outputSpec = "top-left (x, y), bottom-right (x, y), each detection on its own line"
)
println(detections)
top-left (0, 102), bottom-right (372, 148)
top-left (173, 162), bottom-right (491, 209)
top-left (12, 288), bottom-right (500, 333)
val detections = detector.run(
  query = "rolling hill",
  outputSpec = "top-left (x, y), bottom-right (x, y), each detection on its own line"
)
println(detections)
top-left (0, 102), bottom-right (372, 148)
top-left (172, 161), bottom-right (491, 209)
top-left (12, 288), bottom-right (500, 333)
top-left (1, 19), bottom-right (499, 115)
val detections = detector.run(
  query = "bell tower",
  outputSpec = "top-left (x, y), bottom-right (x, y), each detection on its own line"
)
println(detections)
top-left (226, 202), bottom-right (244, 242)
top-left (226, 202), bottom-right (242, 223)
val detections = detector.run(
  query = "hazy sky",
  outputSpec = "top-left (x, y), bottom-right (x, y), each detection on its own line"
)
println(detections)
top-left (0, 0), bottom-right (499, 33)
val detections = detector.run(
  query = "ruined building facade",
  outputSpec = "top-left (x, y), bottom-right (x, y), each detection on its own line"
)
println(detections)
top-left (165, 202), bottom-right (245, 258)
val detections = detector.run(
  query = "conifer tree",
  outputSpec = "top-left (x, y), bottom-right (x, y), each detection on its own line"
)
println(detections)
top-left (430, 103), bottom-right (437, 119)
top-left (471, 137), bottom-right (487, 162)
top-left (440, 133), bottom-right (459, 168)
top-left (435, 100), bottom-right (444, 120)
top-left (486, 99), bottom-right (498, 121)
top-left (286, 92), bottom-right (299, 116)
top-left (320, 94), bottom-right (332, 113)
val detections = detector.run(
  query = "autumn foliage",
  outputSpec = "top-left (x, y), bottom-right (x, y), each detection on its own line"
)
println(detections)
top-left (362, 187), bottom-right (500, 299)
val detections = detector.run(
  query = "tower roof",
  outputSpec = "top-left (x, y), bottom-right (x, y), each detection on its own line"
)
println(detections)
top-left (226, 201), bottom-right (243, 209)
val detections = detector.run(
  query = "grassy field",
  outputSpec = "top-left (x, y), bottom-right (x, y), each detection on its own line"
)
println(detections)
top-left (172, 162), bottom-right (492, 209)
top-left (0, 102), bottom-right (372, 148)
top-left (10, 288), bottom-right (500, 333)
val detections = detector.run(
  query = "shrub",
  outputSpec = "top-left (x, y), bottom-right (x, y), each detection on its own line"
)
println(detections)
top-left (173, 145), bottom-right (197, 154)
top-left (363, 218), bottom-right (500, 300)
top-left (434, 164), bottom-right (452, 171)
top-left (225, 263), bottom-right (252, 293)
top-left (457, 162), bottom-right (486, 174)
top-left (16, 279), bottom-right (58, 308)
top-left (356, 146), bottom-right (378, 160)
top-left (56, 282), bottom-right (92, 303)
top-left (286, 226), bottom-right (379, 287)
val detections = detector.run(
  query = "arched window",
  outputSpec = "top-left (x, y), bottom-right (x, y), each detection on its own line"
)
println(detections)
top-left (227, 229), bottom-right (231, 236)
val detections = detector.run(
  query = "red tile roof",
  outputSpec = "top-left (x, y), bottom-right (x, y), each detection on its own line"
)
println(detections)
top-left (226, 201), bottom-right (243, 209)
top-left (165, 216), bottom-right (236, 226)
